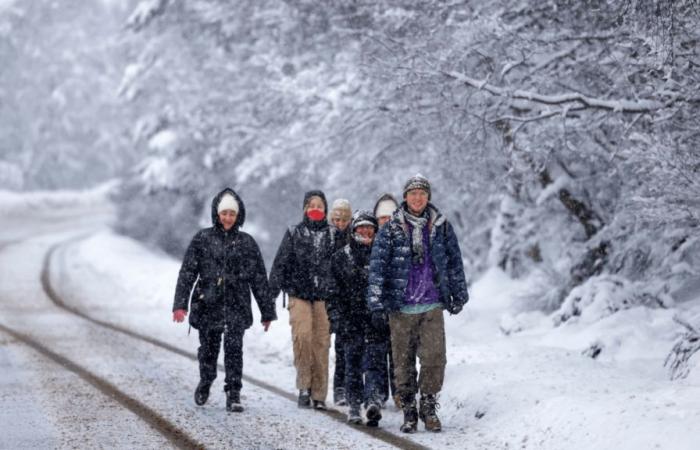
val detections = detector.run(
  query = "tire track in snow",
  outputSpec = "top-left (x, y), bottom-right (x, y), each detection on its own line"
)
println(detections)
top-left (42, 238), bottom-right (430, 450)
top-left (0, 322), bottom-right (205, 450)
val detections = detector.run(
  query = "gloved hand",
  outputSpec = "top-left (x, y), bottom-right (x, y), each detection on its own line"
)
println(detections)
top-left (371, 310), bottom-right (388, 331)
top-left (173, 309), bottom-right (187, 322)
top-left (446, 300), bottom-right (463, 315)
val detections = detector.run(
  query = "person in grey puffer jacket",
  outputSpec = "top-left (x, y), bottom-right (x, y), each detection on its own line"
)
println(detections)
top-left (367, 174), bottom-right (469, 433)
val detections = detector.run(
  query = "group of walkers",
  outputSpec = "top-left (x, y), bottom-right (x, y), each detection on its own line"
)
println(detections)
top-left (172, 174), bottom-right (469, 433)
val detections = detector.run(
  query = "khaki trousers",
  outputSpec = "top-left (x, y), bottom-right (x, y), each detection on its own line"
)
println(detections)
top-left (389, 307), bottom-right (446, 397)
top-left (288, 297), bottom-right (330, 401)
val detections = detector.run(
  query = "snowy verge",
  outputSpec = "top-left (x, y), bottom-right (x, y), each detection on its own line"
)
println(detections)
top-left (0, 181), bottom-right (119, 215)
top-left (53, 230), bottom-right (700, 449)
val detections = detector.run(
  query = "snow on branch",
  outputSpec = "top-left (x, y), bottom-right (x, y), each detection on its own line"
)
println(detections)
top-left (126, 0), bottom-right (169, 32)
top-left (665, 315), bottom-right (700, 380)
top-left (442, 70), bottom-right (666, 113)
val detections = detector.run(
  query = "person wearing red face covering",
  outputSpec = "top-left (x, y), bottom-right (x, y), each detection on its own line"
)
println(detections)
top-left (269, 190), bottom-right (336, 410)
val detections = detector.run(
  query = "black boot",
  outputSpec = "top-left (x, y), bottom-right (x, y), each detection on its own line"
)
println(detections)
top-left (312, 399), bottom-right (327, 410)
top-left (298, 389), bottom-right (311, 408)
top-left (419, 394), bottom-right (442, 432)
top-left (226, 390), bottom-right (244, 413)
top-left (194, 381), bottom-right (211, 406)
top-left (347, 404), bottom-right (362, 424)
top-left (333, 387), bottom-right (347, 406)
top-left (365, 401), bottom-right (382, 427)
top-left (399, 394), bottom-right (418, 433)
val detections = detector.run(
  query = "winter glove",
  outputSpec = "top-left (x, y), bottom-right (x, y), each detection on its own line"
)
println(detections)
top-left (371, 310), bottom-right (389, 332)
top-left (446, 299), bottom-right (463, 315)
top-left (173, 309), bottom-right (187, 322)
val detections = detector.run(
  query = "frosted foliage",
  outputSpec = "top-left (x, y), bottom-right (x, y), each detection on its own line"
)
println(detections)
top-left (0, 0), bottom-right (139, 189)
top-left (554, 275), bottom-right (671, 326)
top-left (3, 1), bottom-right (699, 373)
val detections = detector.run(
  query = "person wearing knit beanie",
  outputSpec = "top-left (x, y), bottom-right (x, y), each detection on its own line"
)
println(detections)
top-left (366, 173), bottom-right (469, 433)
top-left (328, 198), bottom-right (352, 406)
top-left (217, 193), bottom-right (239, 214)
top-left (402, 174), bottom-right (431, 200)
top-left (330, 198), bottom-right (352, 233)
top-left (373, 193), bottom-right (399, 228)
top-left (171, 187), bottom-right (277, 414)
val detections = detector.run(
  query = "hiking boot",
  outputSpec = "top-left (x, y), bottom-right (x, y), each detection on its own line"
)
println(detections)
top-left (298, 389), bottom-right (311, 408)
top-left (347, 404), bottom-right (362, 424)
top-left (312, 400), bottom-right (327, 410)
top-left (365, 402), bottom-right (382, 427)
top-left (333, 387), bottom-right (347, 406)
top-left (226, 390), bottom-right (244, 413)
top-left (419, 394), bottom-right (442, 432)
top-left (194, 381), bottom-right (211, 406)
top-left (399, 395), bottom-right (418, 433)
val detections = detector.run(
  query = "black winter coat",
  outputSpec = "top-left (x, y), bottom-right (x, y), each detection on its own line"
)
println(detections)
top-left (329, 238), bottom-right (376, 339)
top-left (269, 191), bottom-right (335, 302)
top-left (333, 226), bottom-right (351, 252)
top-left (172, 188), bottom-right (277, 330)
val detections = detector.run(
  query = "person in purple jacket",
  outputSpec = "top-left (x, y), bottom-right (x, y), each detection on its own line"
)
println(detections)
top-left (366, 174), bottom-right (469, 433)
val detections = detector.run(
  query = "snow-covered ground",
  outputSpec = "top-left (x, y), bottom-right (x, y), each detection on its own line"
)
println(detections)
top-left (2, 187), bottom-right (699, 449)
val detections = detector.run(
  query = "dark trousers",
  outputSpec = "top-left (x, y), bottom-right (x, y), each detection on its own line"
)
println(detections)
top-left (198, 326), bottom-right (245, 393)
top-left (344, 327), bottom-right (390, 407)
top-left (365, 339), bottom-right (389, 405)
top-left (333, 333), bottom-right (345, 393)
top-left (365, 344), bottom-right (397, 402)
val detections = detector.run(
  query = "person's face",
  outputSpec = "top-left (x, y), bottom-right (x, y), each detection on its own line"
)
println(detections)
top-left (406, 189), bottom-right (429, 215)
top-left (354, 225), bottom-right (376, 245)
top-left (305, 196), bottom-right (325, 213)
top-left (377, 216), bottom-right (391, 227)
top-left (331, 213), bottom-right (351, 231)
top-left (218, 210), bottom-right (237, 231)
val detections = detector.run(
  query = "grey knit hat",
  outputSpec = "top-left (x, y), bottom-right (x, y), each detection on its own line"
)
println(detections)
top-left (402, 174), bottom-right (431, 200)
top-left (351, 209), bottom-right (378, 231)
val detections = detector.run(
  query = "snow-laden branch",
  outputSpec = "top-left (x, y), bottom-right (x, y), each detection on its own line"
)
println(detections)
top-left (442, 70), bottom-right (666, 113)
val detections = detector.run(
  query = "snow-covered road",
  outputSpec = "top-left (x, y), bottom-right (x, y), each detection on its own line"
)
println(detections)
top-left (1, 187), bottom-right (699, 450)
top-left (0, 192), bottom-right (402, 449)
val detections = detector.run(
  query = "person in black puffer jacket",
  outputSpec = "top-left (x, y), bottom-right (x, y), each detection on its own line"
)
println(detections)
top-left (329, 210), bottom-right (386, 426)
top-left (269, 190), bottom-right (335, 410)
top-left (328, 198), bottom-right (353, 407)
top-left (172, 188), bottom-right (277, 413)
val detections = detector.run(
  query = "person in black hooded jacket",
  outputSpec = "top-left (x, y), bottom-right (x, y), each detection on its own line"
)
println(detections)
top-left (329, 210), bottom-right (385, 426)
top-left (269, 190), bottom-right (335, 410)
top-left (172, 188), bottom-right (277, 413)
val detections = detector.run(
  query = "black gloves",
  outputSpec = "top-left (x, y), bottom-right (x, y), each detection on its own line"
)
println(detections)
top-left (446, 299), bottom-right (464, 315)
top-left (371, 310), bottom-right (389, 331)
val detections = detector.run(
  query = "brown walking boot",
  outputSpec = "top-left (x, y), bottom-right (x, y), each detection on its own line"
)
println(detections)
top-left (419, 394), bottom-right (442, 432)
